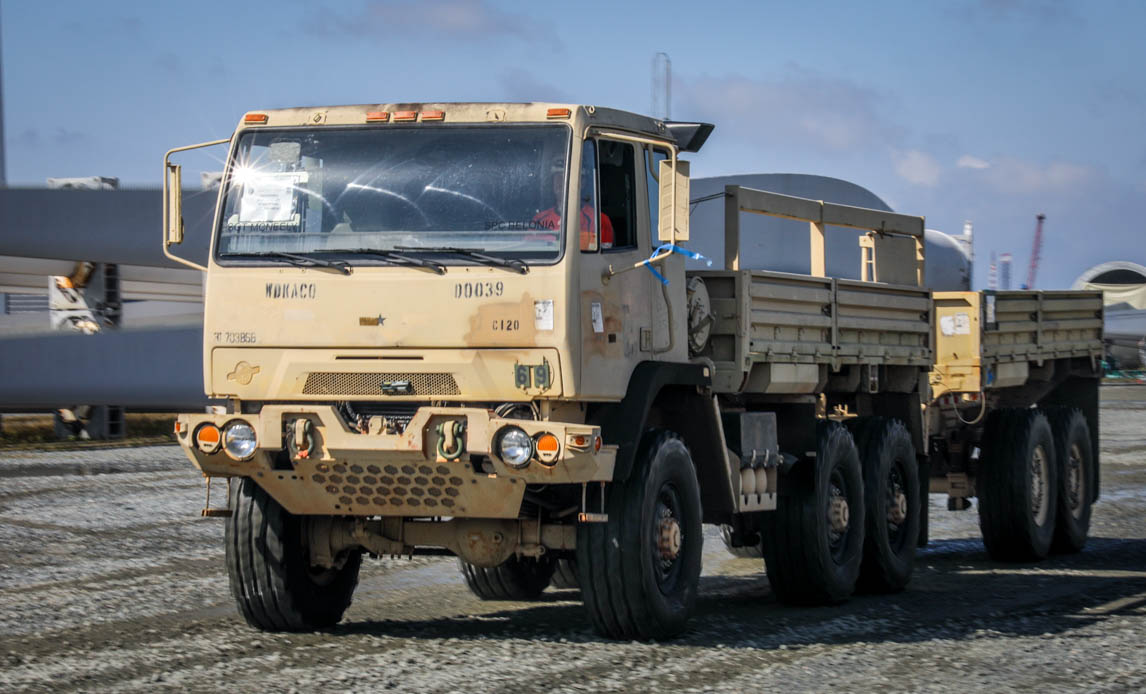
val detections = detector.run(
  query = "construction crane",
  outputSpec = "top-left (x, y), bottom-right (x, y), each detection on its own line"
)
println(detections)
top-left (1025, 213), bottom-right (1046, 290)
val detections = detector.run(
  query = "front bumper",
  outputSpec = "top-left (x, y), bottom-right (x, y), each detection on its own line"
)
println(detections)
top-left (175, 404), bottom-right (615, 518)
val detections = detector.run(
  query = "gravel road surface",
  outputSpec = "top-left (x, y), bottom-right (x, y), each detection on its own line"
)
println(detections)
top-left (2, 392), bottom-right (1145, 693)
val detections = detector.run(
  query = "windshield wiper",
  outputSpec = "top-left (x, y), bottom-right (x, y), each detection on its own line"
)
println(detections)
top-left (223, 251), bottom-right (351, 275)
top-left (341, 249), bottom-right (447, 275)
top-left (395, 246), bottom-right (529, 275)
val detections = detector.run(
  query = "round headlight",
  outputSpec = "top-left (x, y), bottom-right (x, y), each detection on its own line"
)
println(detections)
top-left (223, 420), bottom-right (258, 460)
top-left (496, 426), bottom-right (533, 468)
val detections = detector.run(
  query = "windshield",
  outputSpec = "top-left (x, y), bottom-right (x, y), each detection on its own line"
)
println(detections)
top-left (216, 125), bottom-right (570, 263)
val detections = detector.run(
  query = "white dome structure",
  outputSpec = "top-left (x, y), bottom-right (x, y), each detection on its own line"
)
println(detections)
top-left (1073, 261), bottom-right (1146, 369)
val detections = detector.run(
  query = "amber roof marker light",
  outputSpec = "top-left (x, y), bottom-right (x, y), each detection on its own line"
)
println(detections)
top-left (366, 111), bottom-right (390, 123)
top-left (546, 108), bottom-right (572, 119)
top-left (243, 113), bottom-right (269, 124)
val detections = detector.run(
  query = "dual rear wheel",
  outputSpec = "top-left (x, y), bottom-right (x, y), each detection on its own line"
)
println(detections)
top-left (763, 419), bottom-right (921, 604)
top-left (978, 407), bottom-right (1093, 561)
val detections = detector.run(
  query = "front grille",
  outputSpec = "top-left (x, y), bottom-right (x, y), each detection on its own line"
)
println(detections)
top-left (303, 372), bottom-right (460, 396)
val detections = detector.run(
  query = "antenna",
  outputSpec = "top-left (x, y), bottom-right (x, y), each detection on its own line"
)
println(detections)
top-left (651, 52), bottom-right (671, 120)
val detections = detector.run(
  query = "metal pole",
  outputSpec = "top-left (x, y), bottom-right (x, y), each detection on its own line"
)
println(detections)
top-left (0, 0), bottom-right (7, 187)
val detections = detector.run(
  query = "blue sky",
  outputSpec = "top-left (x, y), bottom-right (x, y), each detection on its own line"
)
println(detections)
top-left (3, 0), bottom-right (1144, 289)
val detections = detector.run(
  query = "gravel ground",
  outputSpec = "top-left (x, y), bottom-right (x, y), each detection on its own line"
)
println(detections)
top-left (1, 392), bottom-right (1145, 693)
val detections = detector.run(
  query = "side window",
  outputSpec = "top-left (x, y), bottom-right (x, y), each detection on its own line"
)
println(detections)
top-left (597, 140), bottom-right (637, 251)
top-left (646, 148), bottom-right (669, 243)
top-left (579, 140), bottom-right (599, 252)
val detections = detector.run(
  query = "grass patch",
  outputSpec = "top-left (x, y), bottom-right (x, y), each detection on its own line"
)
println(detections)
top-left (0, 413), bottom-right (178, 449)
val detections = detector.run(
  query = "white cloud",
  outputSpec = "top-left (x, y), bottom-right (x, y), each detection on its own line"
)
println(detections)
top-left (893, 149), bottom-right (942, 187)
top-left (982, 158), bottom-right (1094, 194)
top-left (957, 154), bottom-right (991, 169)
top-left (309, 1), bottom-right (550, 46)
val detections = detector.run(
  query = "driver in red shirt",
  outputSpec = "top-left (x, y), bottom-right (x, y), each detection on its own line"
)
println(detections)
top-left (533, 162), bottom-right (613, 251)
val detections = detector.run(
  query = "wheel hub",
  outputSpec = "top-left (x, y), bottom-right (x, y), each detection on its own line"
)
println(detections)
top-left (657, 516), bottom-right (682, 560)
top-left (888, 490), bottom-right (908, 525)
top-left (829, 496), bottom-right (850, 534)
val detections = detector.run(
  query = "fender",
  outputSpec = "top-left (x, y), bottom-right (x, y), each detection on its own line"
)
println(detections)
top-left (590, 361), bottom-right (710, 483)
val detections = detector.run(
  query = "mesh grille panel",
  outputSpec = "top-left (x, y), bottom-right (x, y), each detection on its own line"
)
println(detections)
top-left (302, 372), bottom-right (460, 396)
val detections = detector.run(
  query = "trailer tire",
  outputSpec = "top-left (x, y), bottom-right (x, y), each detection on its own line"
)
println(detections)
top-left (978, 409), bottom-right (1058, 561)
top-left (853, 418), bottom-right (919, 593)
top-left (1048, 408), bottom-right (1093, 554)
top-left (576, 429), bottom-right (702, 640)
top-left (763, 421), bottom-right (865, 605)
top-left (226, 477), bottom-right (361, 631)
top-left (719, 524), bottom-right (763, 558)
top-left (550, 558), bottom-right (580, 590)
top-left (458, 555), bottom-right (557, 600)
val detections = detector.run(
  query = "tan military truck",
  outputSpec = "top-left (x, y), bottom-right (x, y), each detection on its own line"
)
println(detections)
top-left (164, 102), bottom-right (1102, 640)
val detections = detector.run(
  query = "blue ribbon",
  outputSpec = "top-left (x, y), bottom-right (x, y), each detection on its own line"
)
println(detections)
top-left (642, 244), bottom-right (712, 285)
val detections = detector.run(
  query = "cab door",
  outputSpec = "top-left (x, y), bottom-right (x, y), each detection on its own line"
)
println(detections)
top-left (576, 136), bottom-right (654, 398)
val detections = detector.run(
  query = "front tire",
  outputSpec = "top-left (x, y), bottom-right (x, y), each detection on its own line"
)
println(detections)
top-left (978, 409), bottom-right (1058, 561)
top-left (763, 421), bottom-right (865, 605)
top-left (853, 417), bottom-right (920, 593)
top-left (458, 555), bottom-right (556, 600)
top-left (576, 430), bottom-right (703, 640)
top-left (226, 477), bottom-right (362, 631)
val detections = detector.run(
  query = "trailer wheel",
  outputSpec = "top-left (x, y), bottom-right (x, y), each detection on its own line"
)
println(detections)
top-left (763, 421), bottom-right (865, 605)
top-left (853, 418), bottom-right (919, 593)
top-left (576, 430), bottom-right (702, 640)
top-left (458, 555), bottom-right (557, 600)
top-left (1048, 408), bottom-right (1093, 554)
top-left (719, 524), bottom-right (763, 558)
top-left (226, 477), bottom-right (361, 631)
top-left (550, 558), bottom-right (580, 590)
top-left (978, 409), bottom-right (1058, 561)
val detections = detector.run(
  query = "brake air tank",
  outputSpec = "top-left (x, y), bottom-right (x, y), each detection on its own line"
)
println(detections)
top-left (685, 173), bottom-right (971, 291)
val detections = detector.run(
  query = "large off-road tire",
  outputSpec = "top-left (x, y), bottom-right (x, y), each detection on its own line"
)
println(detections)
top-left (978, 408), bottom-right (1058, 561)
top-left (852, 417), bottom-right (920, 593)
top-left (458, 555), bottom-right (557, 600)
top-left (719, 524), bottom-right (764, 558)
top-left (763, 421), bottom-right (865, 605)
top-left (226, 477), bottom-right (362, 631)
top-left (550, 558), bottom-right (580, 590)
top-left (1048, 408), bottom-right (1094, 554)
top-left (576, 430), bottom-right (703, 640)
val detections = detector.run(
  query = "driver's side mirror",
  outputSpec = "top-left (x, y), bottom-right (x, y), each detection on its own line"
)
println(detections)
top-left (162, 137), bottom-right (230, 272)
top-left (658, 159), bottom-right (690, 243)
top-left (165, 162), bottom-right (184, 246)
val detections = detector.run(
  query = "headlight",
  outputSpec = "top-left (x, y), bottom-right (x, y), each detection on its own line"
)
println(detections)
top-left (495, 426), bottom-right (533, 468)
top-left (223, 420), bottom-right (258, 460)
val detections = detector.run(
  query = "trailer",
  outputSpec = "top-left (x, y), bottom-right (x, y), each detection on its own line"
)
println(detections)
top-left (162, 103), bottom-right (1102, 639)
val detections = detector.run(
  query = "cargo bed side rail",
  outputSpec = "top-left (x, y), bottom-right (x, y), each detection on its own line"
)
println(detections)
top-left (723, 185), bottom-right (926, 287)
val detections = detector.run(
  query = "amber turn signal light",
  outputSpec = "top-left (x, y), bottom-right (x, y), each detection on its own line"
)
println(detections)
top-left (534, 432), bottom-right (560, 465)
top-left (194, 423), bottom-right (222, 454)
